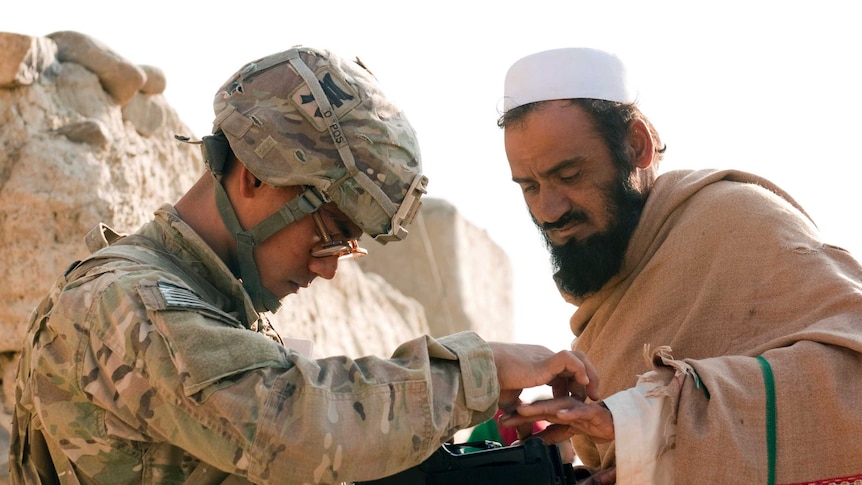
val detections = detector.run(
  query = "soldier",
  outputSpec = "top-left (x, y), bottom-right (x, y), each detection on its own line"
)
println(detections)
top-left (11, 46), bottom-right (597, 484)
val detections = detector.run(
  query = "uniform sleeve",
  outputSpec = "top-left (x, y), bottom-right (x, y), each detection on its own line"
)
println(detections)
top-left (248, 332), bottom-right (500, 483)
top-left (86, 279), bottom-right (499, 484)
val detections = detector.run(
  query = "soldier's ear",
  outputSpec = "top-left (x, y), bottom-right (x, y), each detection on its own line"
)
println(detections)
top-left (236, 164), bottom-right (262, 198)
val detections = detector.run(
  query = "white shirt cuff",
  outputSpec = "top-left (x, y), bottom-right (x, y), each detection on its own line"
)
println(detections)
top-left (603, 371), bottom-right (676, 484)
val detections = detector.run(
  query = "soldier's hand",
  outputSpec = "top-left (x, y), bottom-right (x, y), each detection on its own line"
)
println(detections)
top-left (488, 343), bottom-right (599, 410)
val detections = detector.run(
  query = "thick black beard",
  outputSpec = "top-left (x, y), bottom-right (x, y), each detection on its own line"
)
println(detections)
top-left (538, 178), bottom-right (645, 298)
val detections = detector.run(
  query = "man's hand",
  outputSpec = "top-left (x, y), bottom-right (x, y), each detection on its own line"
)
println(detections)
top-left (488, 343), bottom-right (600, 410)
top-left (499, 397), bottom-right (615, 444)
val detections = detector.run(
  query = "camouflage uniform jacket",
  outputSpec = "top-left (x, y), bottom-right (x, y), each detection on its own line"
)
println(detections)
top-left (11, 204), bottom-right (500, 484)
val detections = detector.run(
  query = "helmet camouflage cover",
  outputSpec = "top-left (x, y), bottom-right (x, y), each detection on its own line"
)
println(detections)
top-left (209, 46), bottom-right (427, 242)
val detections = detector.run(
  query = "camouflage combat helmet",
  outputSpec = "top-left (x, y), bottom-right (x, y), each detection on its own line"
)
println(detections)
top-left (192, 46), bottom-right (428, 313)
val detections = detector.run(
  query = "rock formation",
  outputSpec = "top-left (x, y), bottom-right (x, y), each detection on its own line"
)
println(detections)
top-left (0, 30), bottom-right (513, 480)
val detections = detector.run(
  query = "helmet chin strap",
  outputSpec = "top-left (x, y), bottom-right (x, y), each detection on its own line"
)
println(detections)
top-left (212, 174), bottom-right (328, 313)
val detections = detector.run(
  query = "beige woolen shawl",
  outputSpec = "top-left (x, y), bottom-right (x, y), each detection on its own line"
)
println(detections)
top-left (568, 169), bottom-right (862, 483)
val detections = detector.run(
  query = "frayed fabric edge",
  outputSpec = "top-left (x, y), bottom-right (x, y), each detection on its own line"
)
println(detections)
top-left (636, 344), bottom-right (697, 460)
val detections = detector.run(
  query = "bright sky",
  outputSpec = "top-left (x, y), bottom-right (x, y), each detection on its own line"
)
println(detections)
top-left (5, 1), bottom-right (861, 360)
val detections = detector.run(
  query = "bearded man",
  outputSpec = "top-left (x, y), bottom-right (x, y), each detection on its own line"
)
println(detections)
top-left (497, 47), bottom-right (862, 484)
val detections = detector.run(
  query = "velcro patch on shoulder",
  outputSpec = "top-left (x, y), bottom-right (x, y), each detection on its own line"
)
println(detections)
top-left (158, 281), bottom-right (207, 308)
top-left (139, 281), bottom-right (243, 328)
top-left (138, 280), bottom-right (292, 398)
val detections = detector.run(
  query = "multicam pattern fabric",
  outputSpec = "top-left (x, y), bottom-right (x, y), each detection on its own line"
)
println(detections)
top-left (212, 46), bottom-right (424, 240)
top-left (11, 205), bottom-right (499, 484)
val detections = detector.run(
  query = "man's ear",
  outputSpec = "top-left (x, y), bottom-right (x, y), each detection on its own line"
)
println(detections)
top-left (236, 163), bottom-right (262, 198)
top-left (629, 119), bottom-right (655, 170)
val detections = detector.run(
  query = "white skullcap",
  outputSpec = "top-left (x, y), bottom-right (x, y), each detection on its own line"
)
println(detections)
top-left (502, 47), bottom-right (635, 112)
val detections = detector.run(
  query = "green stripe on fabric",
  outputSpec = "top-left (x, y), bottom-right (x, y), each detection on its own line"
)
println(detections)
top-left (757, 355), bottom-right (777, 485)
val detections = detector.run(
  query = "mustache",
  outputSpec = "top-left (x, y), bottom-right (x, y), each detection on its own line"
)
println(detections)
top-left (541, 210), bottom-right (589, 232)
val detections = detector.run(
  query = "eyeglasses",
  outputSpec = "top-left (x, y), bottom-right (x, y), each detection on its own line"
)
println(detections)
top-left (310, 211), bottom-right (368, 260)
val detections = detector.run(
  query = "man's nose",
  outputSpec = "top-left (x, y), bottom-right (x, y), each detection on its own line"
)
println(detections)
top-left (309, 255), bottom-right (339, 280)
top-left (532, 186), bottom-right (572, 224)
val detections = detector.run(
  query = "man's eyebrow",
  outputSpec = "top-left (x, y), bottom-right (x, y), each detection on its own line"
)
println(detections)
top-left (512, 174), bottom-right (535, 185)
top-left (511, 158), bottom-right (586, 184)
top-left (337, 221), bottom-right (362, 239)
top-left (322, 210), bottom-right (361, 239)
